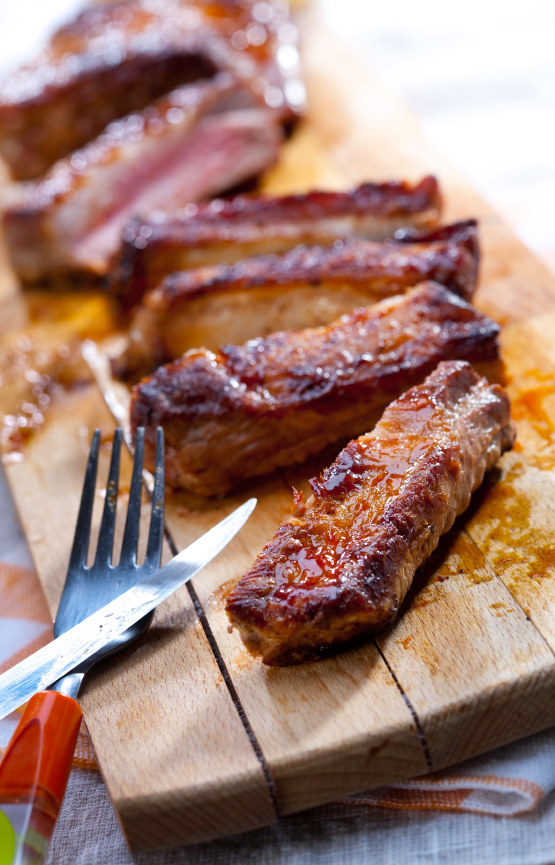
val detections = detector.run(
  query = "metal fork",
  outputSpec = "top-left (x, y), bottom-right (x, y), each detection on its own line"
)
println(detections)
top-left (50, 424), bottom-right (165, 701)
top-left (0, 426), bottom-right (164, 865)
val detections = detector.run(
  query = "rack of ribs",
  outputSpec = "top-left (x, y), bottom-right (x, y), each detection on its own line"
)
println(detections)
top-left (114, 220), bottom-right (478, 382)
top-left (2, 74), bottom-right (283, 285)
top-left (226, 360), bottom-right (515, 665)
top-left (0, 0), bottom-right (303, 181)
top-left (129, 282), bottom-right (500, 497)
top-left (113, 175), bottom-right (443, 309)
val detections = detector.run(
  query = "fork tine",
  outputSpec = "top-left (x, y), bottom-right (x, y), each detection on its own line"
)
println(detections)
top-left (94, 428), bottom-right (122, 568)
top-left (120, 427), bottom-right (144, 566)
top-left (68, 430), bottom-right (101, 572)
top-left (144, 427), bottom-right (164, 569)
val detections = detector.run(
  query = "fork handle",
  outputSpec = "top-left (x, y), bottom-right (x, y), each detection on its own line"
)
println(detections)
top-left (0, 691), bottom-right (82, 864)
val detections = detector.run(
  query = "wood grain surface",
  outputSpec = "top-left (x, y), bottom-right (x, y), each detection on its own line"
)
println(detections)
top-left (3, 13), bottom-right (555, 852)
top-left (3, 383), bottom-right (277, 850)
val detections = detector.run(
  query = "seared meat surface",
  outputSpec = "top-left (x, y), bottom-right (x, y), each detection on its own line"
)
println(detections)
top-left (0, 0), bottom-right (301, 180)
top-left (226, 361), bottom-right (515, 665)
top-left (130, 282), bottom-right (500, 496)
top-left (115, 220), bottom-right (478, 382)
top-left (114, 176), bottom-right (442, 308)
top-left (2, 75), bottom-right (282, 284)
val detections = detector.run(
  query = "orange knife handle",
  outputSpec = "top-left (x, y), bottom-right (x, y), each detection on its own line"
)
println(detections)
top-left (0, 691), bottom-right (82, 864)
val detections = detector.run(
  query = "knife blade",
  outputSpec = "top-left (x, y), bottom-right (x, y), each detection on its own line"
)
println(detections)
top-left (0, 497), bottom-right (256, 720)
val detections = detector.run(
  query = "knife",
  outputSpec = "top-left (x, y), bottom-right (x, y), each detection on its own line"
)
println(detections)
top-left (0, 498), bottom-right (256, 720)
top-left (0, 495), bottom-right (255, 864)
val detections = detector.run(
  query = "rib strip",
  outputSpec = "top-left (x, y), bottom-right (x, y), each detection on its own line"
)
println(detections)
top-left (226, 360), bottom-right (515, 665)
top-left (0, 0), bottom-right (302, 180)
top-left (129, 282), bottom-right (500, 496)
top-left (115, 220), bottom-right (478, 382)
top-left (113, 176), bottom-right (443, 308)
top-left (2, 74), bottom-right (283, 284)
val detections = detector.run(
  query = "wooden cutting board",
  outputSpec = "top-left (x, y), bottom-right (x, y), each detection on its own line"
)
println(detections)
top-left (4, 13), bottom-right (555, 853)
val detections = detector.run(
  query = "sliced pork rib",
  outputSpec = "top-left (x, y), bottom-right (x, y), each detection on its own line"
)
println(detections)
top-left (114, 220), bottom-right (478, 382)
top-left (226, 361), bottom-right (515, 665)
top-left (2, 74), bottom-right (283, 284)
top-left (130, 282), bottom-right (500, 497)
top-left (0, 0), bottom-right (302, 181)
top-left (113, 176), bottom-right (442, 308)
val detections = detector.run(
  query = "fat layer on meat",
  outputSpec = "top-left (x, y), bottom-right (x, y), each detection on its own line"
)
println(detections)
top-left (0, 0), bottom-right (302, 180)
top-left (226, 360), bottom-right (516, 665)
top-left (113, 176), bottom-right (443, 309)
top-left (114, 220), bottom-right (478, 382)
top-left (2, 74), bottom-right (283, 284)
top-left (129, 282), bottom-right (500, 497)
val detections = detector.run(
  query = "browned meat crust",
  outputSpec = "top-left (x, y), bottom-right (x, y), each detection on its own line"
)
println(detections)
top-left (113, 176), bottom-right (442, 308)
top-left (2, 75), bottom-right (283, 285)
top-left (0, 0), bottom-right (302, 180)
top-left (129, 282), bottom-right (500, 496)
top-left (115, 220), bottom-right (478, 382)
top-left (226, 361), bottom-right (515, 665)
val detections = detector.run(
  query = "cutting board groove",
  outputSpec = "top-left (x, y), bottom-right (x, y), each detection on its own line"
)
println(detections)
top-left (376, 644), bottom-right (434, 772)
top-left (184, 574), bottom-right (282, 812)
top-left (3, 13), bottom-right (555, 852)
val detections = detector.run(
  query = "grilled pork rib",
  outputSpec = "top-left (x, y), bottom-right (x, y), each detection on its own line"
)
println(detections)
top-left (115, 220), bottom-right (478, 382)
top-left (226, 361), bottom-right (515, 665)
top-left (130, 282), bottom-right (500, 496)
top-left (114, 176), bottom-right (442, 308)
top-left (2, 74), bottom-right (283, 284)
top-left (0, 0), bottom-right (302, 180)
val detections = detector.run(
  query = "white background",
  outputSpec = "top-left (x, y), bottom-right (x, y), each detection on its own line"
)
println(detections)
top-left (319, 0), bottom-right (555, 275)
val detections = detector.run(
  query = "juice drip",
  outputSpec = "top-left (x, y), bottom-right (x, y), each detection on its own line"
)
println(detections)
top-left (0, 291), bottom-right (115, 456)
top-left (468, 459), bottom-right (555, 588)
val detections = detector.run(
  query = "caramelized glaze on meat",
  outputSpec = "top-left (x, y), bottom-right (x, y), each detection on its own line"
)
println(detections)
top-left (226, 361), bottom-right (515, 665)
top-left (114, 176), bottom-right (442, 309)
top-left (0, 0), bottom-right (301, 180)
top-left (130, 282), bottom-right (500, 496)
top-left (115, 220), bottom-right (477, 381)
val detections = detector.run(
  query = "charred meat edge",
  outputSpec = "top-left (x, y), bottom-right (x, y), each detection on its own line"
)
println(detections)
top-left (129, 281), bottom-right (500, 497)
top-left (113, 176), bottom-right (443, 308)
top-left (114, 220), bottom-right (478, 382)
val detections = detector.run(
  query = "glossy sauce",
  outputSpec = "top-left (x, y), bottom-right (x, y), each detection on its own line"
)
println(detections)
top-left (0, 292), bottom-right (115, 455)
top-left (206, 577), bottom-right (240, 612)
top-left (0, 338), bottom-right (71, 453)
top-left (273, 392), bottom-right (449, 598)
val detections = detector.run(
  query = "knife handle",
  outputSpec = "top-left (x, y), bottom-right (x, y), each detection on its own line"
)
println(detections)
top-left (0, 691), bottom-right (82, 864)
